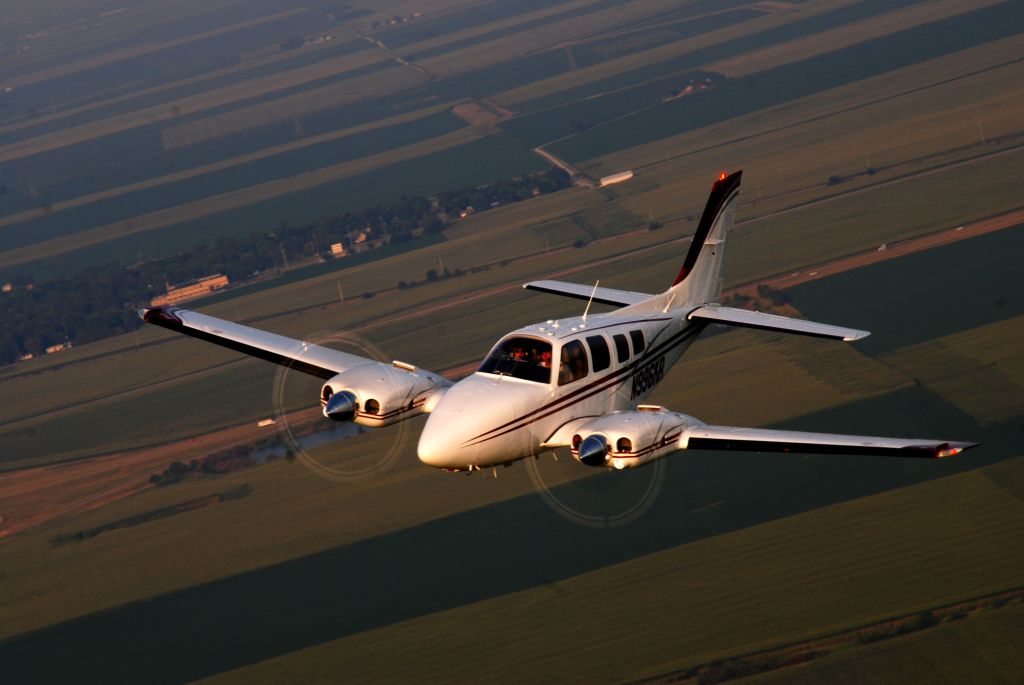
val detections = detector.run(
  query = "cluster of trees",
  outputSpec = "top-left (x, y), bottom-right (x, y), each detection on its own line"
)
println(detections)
top-left (0, 168), bottom-right (570, 365)
top-left (721, 284), bottom-right (790, 311)
top-left (149, 439), bottom-right (283, 485)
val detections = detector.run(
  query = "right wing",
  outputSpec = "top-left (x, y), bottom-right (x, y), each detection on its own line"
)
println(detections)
top-left (140, 306), bottom-right (380, 379)
top-left (680, 424), bottom-right (975, 458)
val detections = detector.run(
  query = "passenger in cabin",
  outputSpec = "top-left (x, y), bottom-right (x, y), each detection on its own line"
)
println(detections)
top-left (479, 336), bottom-right (554, 384)
top-left (558, 340), bottom-right (588, 385)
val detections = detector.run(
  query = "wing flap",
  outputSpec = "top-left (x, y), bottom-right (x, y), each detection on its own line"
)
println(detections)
top-left (681, 424), bottom-right (976, 458)
top-left (688, 305), bottom-right (869, 342)
top-left (141, 306), bottom-right (375, 379)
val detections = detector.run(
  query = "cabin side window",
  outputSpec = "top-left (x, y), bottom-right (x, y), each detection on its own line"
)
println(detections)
top-left (586, 335), bottom-right (610, 372)
top-left (558, 340), bottom-right (589, 386)
top-left (613, 333), bottom-right (629, 363)
top-left (478, 336), bottom-right (553, 384)
top-left (629, 329), bottom-right (646, 355)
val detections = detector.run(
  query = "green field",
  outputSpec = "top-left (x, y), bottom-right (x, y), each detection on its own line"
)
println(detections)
top-left (3, 0), bottom-right (1021, 280)
top-left (192, 459), bottom-right (1024, 685)
top-left (3, 175), bottom-right (1021, 468)
top-left (741, 602), bottom-right (1024, 685)
top-left (3, 445), bottom-right (1019, 682)
top-left (3, 2), bottom-right (1024, 682)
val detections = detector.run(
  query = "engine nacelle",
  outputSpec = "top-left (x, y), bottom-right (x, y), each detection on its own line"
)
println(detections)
top-left (320, 361), bottom-right (449, 428)
top-left (571, 406), bottom-right (705, 469)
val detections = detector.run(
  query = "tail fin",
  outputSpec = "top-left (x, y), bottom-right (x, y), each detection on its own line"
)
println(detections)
top-left (667, 170), bottom-right (741, 306)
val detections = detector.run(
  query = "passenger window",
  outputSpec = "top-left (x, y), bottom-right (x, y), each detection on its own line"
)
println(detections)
top-left (613, 334), bottom-right (629, 363)
top-left (586, 335), bottom-right (610, 372)
top-left (629, 330), bottom-right (645, 354)
top-left (558, 340), bottom-right (589, 386)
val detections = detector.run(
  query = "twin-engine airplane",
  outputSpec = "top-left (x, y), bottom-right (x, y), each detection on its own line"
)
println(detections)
top-left (141, 171), bottom-right (976, 472)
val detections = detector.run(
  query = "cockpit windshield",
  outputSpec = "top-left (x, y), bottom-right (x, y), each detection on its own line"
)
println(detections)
top-left (478, 336), bottom-right (553, 384)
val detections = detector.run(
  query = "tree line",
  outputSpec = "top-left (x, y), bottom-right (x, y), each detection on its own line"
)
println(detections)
top-left (0, 168), bottom-right (571, 365)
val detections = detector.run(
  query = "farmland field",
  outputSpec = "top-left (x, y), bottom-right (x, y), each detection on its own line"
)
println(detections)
top-left (2, 0), bottom-right (1020, 281)
top-left (2, 1), bottom-right (1022, 683)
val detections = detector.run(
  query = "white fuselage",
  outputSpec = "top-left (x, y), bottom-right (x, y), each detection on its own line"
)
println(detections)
top-left (416, 309), bottom-right (704, 470)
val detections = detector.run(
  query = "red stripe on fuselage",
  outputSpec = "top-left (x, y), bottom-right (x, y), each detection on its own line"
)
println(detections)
top-left (463, 324), bottom-right (704, 447)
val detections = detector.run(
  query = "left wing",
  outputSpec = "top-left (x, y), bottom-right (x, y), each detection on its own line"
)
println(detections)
top-left (553, 407), bottom-right (977, 469)
top-left (523, 280), bottom-right (652, 307)
top-left (140, 306), bottom-right (380, 379)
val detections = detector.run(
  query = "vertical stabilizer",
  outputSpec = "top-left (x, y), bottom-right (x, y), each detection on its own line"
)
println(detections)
top-left (667, 170), bottom-right (741, 307)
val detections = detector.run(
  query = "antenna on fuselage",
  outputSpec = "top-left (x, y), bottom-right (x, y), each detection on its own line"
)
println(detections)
top-left (582, 280), bottom-right (600, 323)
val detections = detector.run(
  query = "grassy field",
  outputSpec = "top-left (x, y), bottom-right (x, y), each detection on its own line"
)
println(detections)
top-left (582, 36), bottom-right (1024, 224)
top-left (2, 174), bottom-right (1020, 466)
top-left (1, 220), bottom-right (1020, 681)
top-left (783, 223), bottom-right (1024, 356)
top-left (0, 128), bottom-right (549, 279)
top-left (2, 4), bottom-right (1024, 681)
top-left (97, 458), bottom-right (1024, 684)
top-left (740, 601), bottom-right (1024, 685)
top-left (0, 99), bottom-right (462, 230)
top-left (0, 109), bottom-right (469, 251)
top-left (879, 315), bottom-right (1024, 425)
top-left (548, 1), bottom-right (1023, 162)
top-left (500, 0), bottom-right (945, 113)
top-left (707, 0), bottom-right (1004, 77)
top-left (2, 0), bottom-right (1020, 284)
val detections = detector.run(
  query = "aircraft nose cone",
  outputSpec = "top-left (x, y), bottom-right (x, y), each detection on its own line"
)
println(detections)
top-left (417, 375), bottom-right (539, 469)
top-left (324, 390), bottom-right (357, 421)
top-left (417, 418), bottom-right (461, 468)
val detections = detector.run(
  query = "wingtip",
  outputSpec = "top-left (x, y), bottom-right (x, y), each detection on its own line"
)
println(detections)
top-left (842, 330), bottom-right (872, 342)
top-left (936, 441), bottom-right (979, 458)
top-left (138, 306), bottom-right (183, 325)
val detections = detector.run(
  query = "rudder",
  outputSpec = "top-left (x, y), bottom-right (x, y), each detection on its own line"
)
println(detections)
top-left (668, 170), bottom-right (741, 305)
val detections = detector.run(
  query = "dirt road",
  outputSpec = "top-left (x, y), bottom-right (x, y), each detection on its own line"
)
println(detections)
top-left (732, 207), bottom-right (1024, 296)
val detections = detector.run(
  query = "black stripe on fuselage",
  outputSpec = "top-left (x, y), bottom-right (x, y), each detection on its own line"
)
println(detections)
top-left (673, 171), bottom-right (742, 286)
top-left (464, 322), bottom-right (706, 447)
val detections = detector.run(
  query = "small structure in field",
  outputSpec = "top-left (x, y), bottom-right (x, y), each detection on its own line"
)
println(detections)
top-left (151, 274), bottom-right (229, 307)
top-left (599, 170), bottom-right (634, 187)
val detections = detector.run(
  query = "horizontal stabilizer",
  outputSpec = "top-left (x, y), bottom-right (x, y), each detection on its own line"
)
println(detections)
top-left (688, 305), bottom-right (869, 342)
top-left (523, 280), bottom-right (651, 307)
top-left (681, 424), bottom-right (976, 458)
top-left (139, 306), bottom-right (375, 379)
